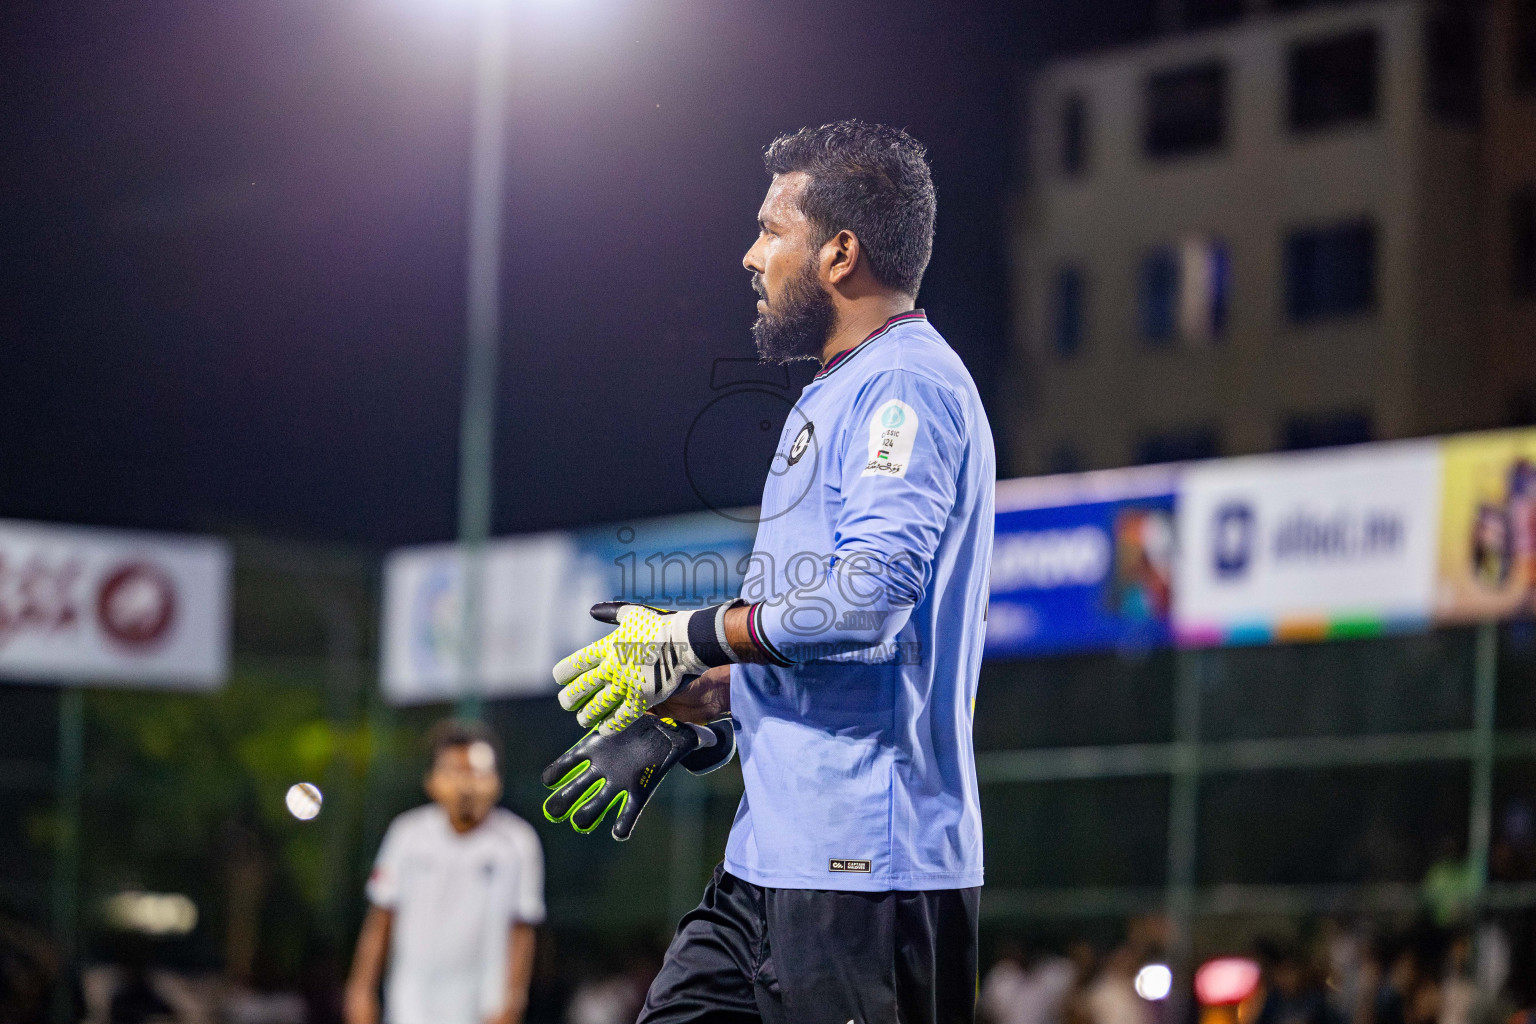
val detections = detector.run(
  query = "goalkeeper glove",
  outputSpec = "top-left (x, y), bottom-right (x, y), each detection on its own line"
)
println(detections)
top-left (541, 715), bottom-right (736, 840)
top-left (552, 601), bottom-right (738, 735)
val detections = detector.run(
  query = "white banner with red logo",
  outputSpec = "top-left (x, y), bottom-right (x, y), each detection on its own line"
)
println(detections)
top-left (0, 520), bottom-right (231, 688)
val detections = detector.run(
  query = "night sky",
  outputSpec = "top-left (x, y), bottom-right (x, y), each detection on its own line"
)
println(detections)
top-left (0, 0), bottom-right (1154, 549)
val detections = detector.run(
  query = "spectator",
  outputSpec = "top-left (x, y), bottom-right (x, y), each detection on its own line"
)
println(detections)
top-left (1374, 945), bottom-right (1421, 1024)
top-left (1322, 919), bottom-right (1369, 1024)
top-left (981, 940), bottom-right (1076, 1024)
top-left (563, 945), bottom-right (659, 1024)
top-left (107, 958), bottom-right (173, 1024)
top-left (0, 914), bottom-right (62, 1024)
top-left (1438, 934), bottom-right (1478, 1024)
top-left (1251, 939), bottom-right (1337, 1024)
top-left (1473, 922), bottom-right (1511, 1010)
top-left (344, 720), bottom-right (544, 1024)
top-left (1084, 947), bottom-right (1148, 1024)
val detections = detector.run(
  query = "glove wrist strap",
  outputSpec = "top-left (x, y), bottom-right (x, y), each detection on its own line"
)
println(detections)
top-left (686, 601), bottom-right (742, 668)
top-left (684, 722), bottom-right (718, 749)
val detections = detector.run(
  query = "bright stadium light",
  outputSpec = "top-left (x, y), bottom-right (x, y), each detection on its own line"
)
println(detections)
top-left (1135, 964), bottom-right (1173, 1001)
top-left (374, 0), bottom-right (612, 716)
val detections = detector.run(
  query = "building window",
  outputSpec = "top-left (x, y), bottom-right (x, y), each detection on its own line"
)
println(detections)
top-left (1508, 392), bottom-right (1536, 427)
top-left (1139, 237), bottom-right (1231, 345)
top-left (1514, 189), bottom-right (1536, 297)
top-left (1145, 62), bottom-right (1227, 159)
top-left (1062, 94), bottom-right (1088, 177)
top-left (1425, 8), bottom-right (1481, 124)
top-left (1184, 0), bottom-right (1242, 30)
top-left (1054, 267), bottom-right (1086, 357)
top-left (1048, 444), bottom-right (1085, 475)
top-left (1141, 248), bottom-right (1179, 344)
top-left (1281, 412), bottom-right (1374, 451)
top-left (1135, 427), bottom-right (1219, 465)
top-left (1284, 219), bottom-right (1377, 322)
top-left (1516, 0), bottom-right (1536, 93)
top-left (1288, 30), bottom-right (1379, 133)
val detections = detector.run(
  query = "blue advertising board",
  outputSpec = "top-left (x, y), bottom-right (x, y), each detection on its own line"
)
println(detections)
top-left (986, 471), bottom-right (1178, 658)
top-left (536, 509), bottom-right (760, 684)
top-left (569, 510), bottom-right (758, 609)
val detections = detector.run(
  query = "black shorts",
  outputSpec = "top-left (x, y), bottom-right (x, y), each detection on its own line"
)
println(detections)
top-left (637, 865), bottom-right (980, 1024)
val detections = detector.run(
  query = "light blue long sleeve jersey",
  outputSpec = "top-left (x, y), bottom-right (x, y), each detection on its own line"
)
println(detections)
top-left (726, 310), bottom-right (995, 892)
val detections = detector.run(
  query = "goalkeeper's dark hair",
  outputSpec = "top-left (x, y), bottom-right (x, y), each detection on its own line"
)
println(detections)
top-left (427, 718), bottom-right (501, 765)
top-left (763, 120), bottom-right (937, 297)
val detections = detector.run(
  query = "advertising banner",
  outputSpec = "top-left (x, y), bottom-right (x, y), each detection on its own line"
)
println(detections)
top-left (987, 468), bottom-right (1178, 658)
top-left (381, 511), bottom-right (757, 705)
top-left (381, 534), bottom-right (577, 705)
top-left (0, 520), bottom-right (230, 688)
top-left (385, 427), bottom-right (1536, 688)
top-left (1173, 442), bottom-right (1440, 645)
top-left (1435, 428), bottom-right (1536, 622)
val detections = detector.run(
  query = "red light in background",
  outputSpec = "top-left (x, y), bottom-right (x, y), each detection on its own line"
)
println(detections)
top-left (1195, 958), bottom-right (1261, 1006)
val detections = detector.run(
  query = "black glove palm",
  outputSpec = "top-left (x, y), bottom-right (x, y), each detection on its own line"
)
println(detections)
top-left (542, 715), bottom-right (699, 840)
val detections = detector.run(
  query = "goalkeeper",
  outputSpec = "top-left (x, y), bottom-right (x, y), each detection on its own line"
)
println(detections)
top-left (543, 120), bottom-right (995, 1024)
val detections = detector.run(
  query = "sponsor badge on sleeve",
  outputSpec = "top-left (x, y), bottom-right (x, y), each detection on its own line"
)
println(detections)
top-left (861, 399), bottom-right (919, 478)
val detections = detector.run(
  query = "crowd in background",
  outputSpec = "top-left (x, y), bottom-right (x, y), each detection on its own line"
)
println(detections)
top-left (977, 914), bottom-right (1536, 1024)
top-left (6, 809), bottom-right (1536, 1024)
top-left (6, 905), bottom-right (1536, 1024)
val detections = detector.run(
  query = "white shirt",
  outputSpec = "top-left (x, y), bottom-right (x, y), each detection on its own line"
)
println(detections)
top-left (367, 805), bottom-right (545, 1024)
top-left (1084, 973), bottom-right (1149, 1024)
top-left (981, 956), bottom-right (1075, 1024)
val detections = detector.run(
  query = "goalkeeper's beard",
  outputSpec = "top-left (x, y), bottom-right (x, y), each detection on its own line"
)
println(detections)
top-left (752, 258), bottom-right (836, 365)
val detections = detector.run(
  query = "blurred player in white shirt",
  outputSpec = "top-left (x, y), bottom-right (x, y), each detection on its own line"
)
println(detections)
top-left (345, 721), bottom-right (545, 1024)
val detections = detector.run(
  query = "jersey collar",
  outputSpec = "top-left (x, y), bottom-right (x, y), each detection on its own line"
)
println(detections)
top-left (813, 309), bottom-right (926, 381)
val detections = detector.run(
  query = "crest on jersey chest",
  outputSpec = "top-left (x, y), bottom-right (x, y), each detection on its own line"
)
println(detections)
top-left (787, 422), bottom-right (815, 466)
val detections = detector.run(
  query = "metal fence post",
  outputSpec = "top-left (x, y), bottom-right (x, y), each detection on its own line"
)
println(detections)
top-left (1469, 623), bottom-right (1498, 900)
top-left (454, 0), bottom-right (513, 723)
top-left (667, 772), bottom-right (708, 927)
top-left (51, 686), bottom-right (84, 1024)
top-left (317, 585), bottom-right (363, 946)
top-left (1166, 649), bottom-right (1204, 1024)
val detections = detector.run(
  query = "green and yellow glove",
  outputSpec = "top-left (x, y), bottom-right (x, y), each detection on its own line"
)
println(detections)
top-left (552, 601), bottom-right (738, 735)
top-left (541, 715), bottom-right (736, 840)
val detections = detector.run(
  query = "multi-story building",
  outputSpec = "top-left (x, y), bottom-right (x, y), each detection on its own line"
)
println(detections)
top-left (1483, 0), bottom-right (1536, 421)
top-left (1010, 0), bottom-right (1490, 475)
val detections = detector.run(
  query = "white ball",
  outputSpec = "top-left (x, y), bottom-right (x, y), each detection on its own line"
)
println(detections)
top-left (285, 782), bottom-right (323, 821)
